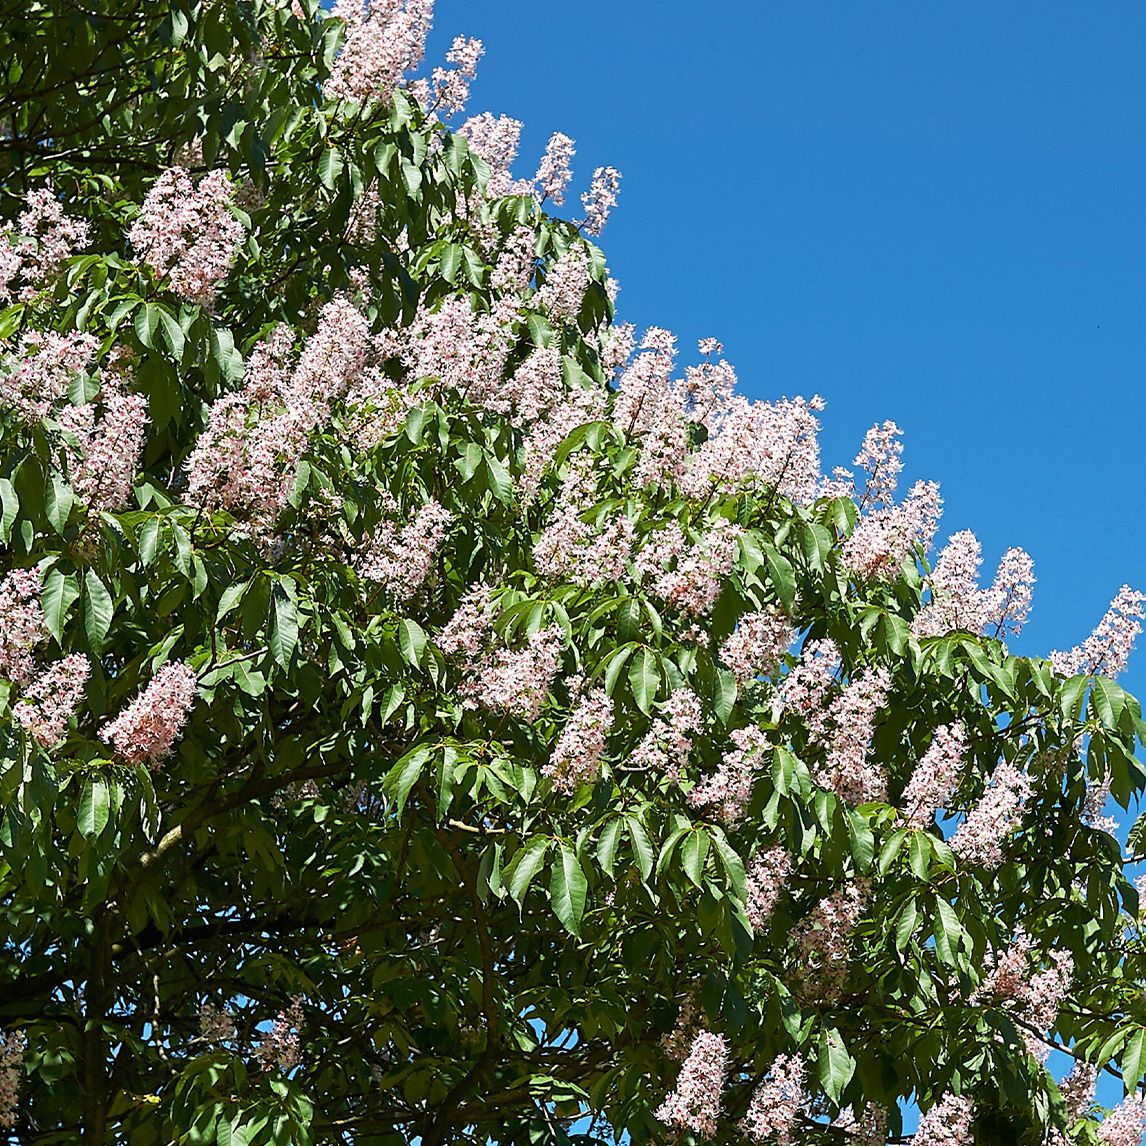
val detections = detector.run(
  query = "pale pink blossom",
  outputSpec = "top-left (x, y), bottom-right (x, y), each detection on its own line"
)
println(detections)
top-left (688, 725), bottom-right (767, 826)
top-left (535, 131), bottom-right (576, 205)
top-left (421, 35), bottom-right (482, 117)
top-left (816, 668), bottom-right (892, 804)
top-left (777, 637), bottom-right (841, 742)
top-left (1098, 1094), bottom-right (1146, 1146)
top-left (15, 654), bottom-right (89, 749)
top-left (0, 330), bottom-right (98, 422)
top-left (458, 113), bottom-right (529, 198)
top-left (792, 879), bottom-right (869, 1002)
top-left (254, 996), bottom-right (304, 1072)
top-left (437, 585), bottom-right (497, 657)
top-left (0, 568), bottom-right (45, 686)
top-left (741, 1053), bottom-right (805, 1145)
top-left (326, 0), bottom-right (434, 105)
top-left (537, 245), bottom-right (589, 320)
top-left (852, 420), bottom-right (903, 509)
top-left (913, 1093), bottom-right (974, 1146)
top-left (660, 994), bottom-right (701, 1062)
top-left (636, 518), bottom-right (742, 617)
top-left (594, 322), bottom-right (635, 379)
top-left (628, 688), bottom-right (703, 779)
top-left (504, 346), bottom-right (564, 423)
top-left (719, 609), bottom-right (793, 685)
top-left (1083, 770), bottom-right (1118, 835)
top-left (490, 225), bottom-right (537, 296)
top-left (520, 381), bottom-right (608, 498)
top-left (359, 499), bottom-right (452, 600)
top-left (2, 185), bottom-right (90, 299)
top-left (950, 761), bottom-right (1032, 867)
top-left (0, 1030), bottom-right (24, 1129)
top-left (982, 547), bottom-right (1035, 637)
top-left (680, 355), bottom-right (737, 430)
top-left (1051, 585), bottom-right (1146, 680)
top-left (459, 625), bottom-right (563, 721)
top-left (128, 167), bottom-right (244, 305)
top-left (653, 1030), bottom-right (728, 1137)
top-left (1059, 1061), bottom-right (1096, 1120)
top-left (844, 479), bottom-right (942, 581)
top-left (199, 1002), bottom-right (237, 1044)
top-left (0, 244), bottom-right (20, 304)
top-left (913, 530), bottom-right (986, 637)
top-left (544, 685), bottom-right (613, 792)
top-left (832, 1104), bottom-right (887, 1145)
top-left (581, 166), bottom-right (621, 236)
top-left (901, 723), bottom-right (967, 828)
top-left (101, 661), bottom-right (199, 767)
top-left (59, 377), bottom-right (148, 510)
top-left (743, 845), bottom-right (791, 931)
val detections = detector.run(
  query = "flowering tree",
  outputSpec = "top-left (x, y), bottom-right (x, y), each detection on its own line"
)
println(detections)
top-left (2, 2), bottom-right (1146, 1144)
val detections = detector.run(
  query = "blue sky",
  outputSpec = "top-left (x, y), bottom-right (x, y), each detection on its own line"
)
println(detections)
top-left (429, 0), bottom-right (1146, 706)
top-left (426, 0), bottom-right (1146, 1125)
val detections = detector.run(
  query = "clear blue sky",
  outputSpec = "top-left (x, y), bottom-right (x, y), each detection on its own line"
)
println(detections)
top-left (430, 0), bottom-right (1146, 706)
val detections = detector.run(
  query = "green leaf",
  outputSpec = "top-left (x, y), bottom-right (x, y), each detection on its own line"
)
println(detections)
top-left (762, 543), bottom-right (797, 610)
top-left (846, 810), bottom-right (874, 871)
top-left (595, 818), bottom-right (623, 879)
top-left (484, 454), bottom-right (513, 504)
top-left (155, 306), bottom-right (185, 360)
top-left (134, 302), bottom-right (160, 348)
top-left (1122, 1028), bottom-right (1146, 1093)
top-left (83, 569), bottom-right (114, 650)
top-left (45, 473), bottom-right (74, 534)
top-left (318, 145), bottom-right (343, 189)
top-left (817, 1026), bottom-right (855, 1104)
top-left (507, 836), bottom-right (551, 904)
top-left (439, 243), bottom-right (462, 283)
top-left (625, 816), bottom-right (654, 882)
top-left (628, 647), bottom-right (659, 714)
top-left (382, 744), bottom-right (430, 817)
top-left (0, 476), bottom-right (17, 543)
top-left (933, 897), bottom-right (966, 968)
top-left (41, 568), bottom-right (78, 643)
top-left (398, 618), bottom-right (426, 667)
top-left (712, 668), bottom-right (737, 725)
top-left (78, 775), bottom-right (110, 840)
top-left (681, 829), bottom-right (709, 888)
top-left (269, 581), bottom-right (299, 669)
top-left (549, 842), bottom-right (587, 937)
top-left (216, 580), bottom-right (249, 622)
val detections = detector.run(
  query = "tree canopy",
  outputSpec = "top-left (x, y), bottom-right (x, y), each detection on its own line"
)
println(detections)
top-left (2, 3), bottom-right (1146, 1144)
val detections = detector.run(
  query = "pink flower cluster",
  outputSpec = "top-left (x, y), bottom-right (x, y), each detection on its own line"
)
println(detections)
top-left (816, 667), bottom-right (892, 804)
top-left (128, 168), bottom-right (244, 305)
top-left (1051, 585), bottom-right (1146, 680)
top-left (199, 1002), bottom-right (237, 1044)
top-left (832, 1104), bottom-right (887, 1146)
top-left (627, 688), bottom-right (703, 779)
top-left (0, 1030), bottom-right (24, 1130)
top-left (544, 684), bottom-right (614, 792)
top-left (791, 879), bottom-right (869, 1002)
top-left (777, 638), bottom-right (841, 741)
top-left (1099, 1094), bottom-right (1146, 1146)
top-left (843, 479), bottom-right (942, 581)
top-left (744, 845), bottom-right (792, 931)
top-left (852, 420), bottom-right (904, 509)
top-left (0, 330), bottom-right (98, 422)
top-left (520, 381), bottom-right (607, 498)
top-left (0, 185), bottom-right (91, 302)
top-left (535, 132), bottom-right (576, 205)
top-left (537, 246), bottom-right (590, 320)
top-left (741, 1053), bottom-right (805, 1145)
top-left (458, 625), bottom-right (564, 721)
top-left (581, 166), bottom-right (622, 236)
top-left (950, 760), bottom-right (1032, 867)
top-left (59, 377), bottom-right (148, 510)
top-left (358, 498), bottom-right (452, 601)
top-left (653, 1030), bottom-right (728, 1137)
top-left (437, 585), bottom-right (497, 657)
top-left (1058, 1060), bottom-right (1096, 1120)
top-left (254, 996), bottom-right (304, 1073)
top-left (719, 608), bottom-right (793, 685)
top-left (636, 518), bottom-right (742, 617)
top-left (413, 34), bottom-right (483, 117)
top-left (15, 654), bottom-right (89, 750)
top-left (913, 1093), bottom-right (974, 1146)
top-left (900, 722), bottom-right (967, 828)
top-left (688, 725), bottom-right (767, 826)
top-left (326, 0), bottom-right (434, 106)
top-left (1083, 770), bottom-right (1118, 835)
top-left (459, 113), bottom-right (531, 199)
top-left (0, 568), bottom-right (46, 686)
top-left (913, 531), bottom-right (1036, 639)
top-left (101, 661), bottom-right (199, 767)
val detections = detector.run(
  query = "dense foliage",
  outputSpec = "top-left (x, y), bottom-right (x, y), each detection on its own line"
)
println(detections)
top-left (2, 3), bottom-right (1146, 1144)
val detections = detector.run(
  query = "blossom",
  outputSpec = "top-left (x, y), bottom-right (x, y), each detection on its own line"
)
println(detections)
top-left (743, 845), bottom-right (792, 931)
top-left (627, 688), bottom-right (703, 779)
top-left (437, 585), bottom-right (497, 658)
top-left (1, 185), bottom-right (90, 300)
top-left (741, 1053), bottom-right (805, 1145)
top-left (688, 725), bottom-right (767, 826)
top-left (913, 1093), bottom-right (974, 1146)
top-left (59, 377), bottom-right (148, 510)
top-left (1083, 770), bottom-right (1118, 835)
top-left (101, 661), bottom-right (199, 767)
top-left (459, 626), bottom-right (563, 721)
top-left (128, 167), bottom-right (244, 305)
top-left (719, 609), bottom-right (793, 685)
top-left (844, 479), bottom-right (942, 581)
top-left (982, 546), bottom-right (1035, 637)
top-left (199, 1002), bottom-right (237, 1043)
top-left (0, 330), bottom-right (98, 422)
top-left (581, 166), bottom-right (621, 236)
top-left (853, 420), bottom-right (904, 509)
top-left (504, 346), bottom-right (564, 423)
top-left (900, 723), bottom-right (967, 828)
top-left (791, 879), bottom-right (869, 1002)
top-left (519, 381), bottom-right (607, 498)
top-left (1059, 1060), bottom-right (1096, 1120)
top-left (420, 35), bottom-right (482, 117)
top-left (358, 499), bottom-right (452, 600)
top-left (0, 1030), bottom-right (24, 1130)
top-left (950, 760), bottom-right (1032, 867)
top-left (535, 131), bottom-right (576, 205)
top-left (636, 518), bottom-right (742, 616)
top-left (0, 568), bottom-right (46, 686)
top-left (326, 0), bottom-right (434, 106)
top-left (254, 996), bottom-right (304, 1072)
top-left (777, 637), bottom-right (841, 742)
top-left (832, 1104), bottom-right (888, 1145)
top-left (537, 245), bottom-right (589, 320)
top-left (458, 113), bottom-right (528, 198)
top-left (653, 1030), bottom-right (728, 1137)
top-left (1050, 585), bottom-right (1146, 680)
top-left (544, 685), bottom-right (613, 792)
top-left (15, 654), bottom-right (90, 749)
top-left (816, 667), bottom-right (892, 804)
top-left (1099, 1094), bottom-right (1146, 1146)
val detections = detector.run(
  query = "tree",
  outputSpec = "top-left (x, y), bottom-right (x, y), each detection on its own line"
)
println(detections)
top-left (1, 2), bottom-right (1145, 1143)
